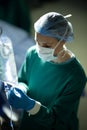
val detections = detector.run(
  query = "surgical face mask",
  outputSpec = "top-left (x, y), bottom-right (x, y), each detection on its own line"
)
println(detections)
top-left (36, 26), bottom-right (68, 62)
top-left (36, 42), bottom-right (60, 62)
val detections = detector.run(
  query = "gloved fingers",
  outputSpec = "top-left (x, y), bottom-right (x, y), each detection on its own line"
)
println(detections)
top-left (8, 87), bottom-right (21, 102)
top-left (10, 87), bottom-right (25, 97)
top-left (12, 87), bottom-right (29, 100)
top-left (7, 87), bottom-right (36, 110)
top-left (8, 92), bottom-right (21, 109)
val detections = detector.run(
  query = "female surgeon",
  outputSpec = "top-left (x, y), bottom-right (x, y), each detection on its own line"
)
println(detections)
top-left (7, 12), bottom-right (87, 130)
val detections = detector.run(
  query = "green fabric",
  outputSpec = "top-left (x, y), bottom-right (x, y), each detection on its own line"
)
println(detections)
top-left (18, 45), bottom-right (86, 130)
top-left (0, 0), bottom-right (31, 33)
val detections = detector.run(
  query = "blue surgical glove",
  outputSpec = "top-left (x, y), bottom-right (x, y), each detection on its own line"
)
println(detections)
top-left (8, 87), bottom-right (35, 111)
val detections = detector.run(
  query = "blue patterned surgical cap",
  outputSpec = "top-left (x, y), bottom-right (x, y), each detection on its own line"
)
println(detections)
top-left (34, 12), bottom-right (74, 42)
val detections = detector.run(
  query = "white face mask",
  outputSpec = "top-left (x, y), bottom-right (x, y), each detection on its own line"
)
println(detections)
top-left (36, 26), bottom-right (68, 62)
top-left (36, 42), bottom-right (60, 61)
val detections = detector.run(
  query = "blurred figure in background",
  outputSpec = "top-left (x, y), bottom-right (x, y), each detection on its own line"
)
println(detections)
top-left (0, 0), bottom-right (31, 33)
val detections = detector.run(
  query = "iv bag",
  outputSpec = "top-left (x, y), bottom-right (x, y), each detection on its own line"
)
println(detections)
top-left (0, 29), bottom-right (20, 122)
top-left (0, 34), bottom-right (18, 86)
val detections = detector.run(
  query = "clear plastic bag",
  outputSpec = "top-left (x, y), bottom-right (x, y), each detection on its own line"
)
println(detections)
top-left (0, 31), bottom-right (18, 86)
top-left (0, 28), bottom-right (21, 124)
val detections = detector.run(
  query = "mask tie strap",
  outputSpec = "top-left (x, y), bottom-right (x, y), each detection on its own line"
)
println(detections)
top-left (54, 24), bottom-right (68, 51)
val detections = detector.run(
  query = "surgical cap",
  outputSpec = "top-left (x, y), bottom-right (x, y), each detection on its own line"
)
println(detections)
top-left (34, 12), bottom-right (74, 42)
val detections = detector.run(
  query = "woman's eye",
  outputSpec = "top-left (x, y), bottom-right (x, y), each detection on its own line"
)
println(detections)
top-left (42, 43), bottom-right (51, 48)
top-left (44, 45), bottom-right (50, 48)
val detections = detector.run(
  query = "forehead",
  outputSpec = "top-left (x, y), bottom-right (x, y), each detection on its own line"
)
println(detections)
top-left (35, 32), bottom-right (58, 44)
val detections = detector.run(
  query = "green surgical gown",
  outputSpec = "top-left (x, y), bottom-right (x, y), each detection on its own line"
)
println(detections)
top-left (18, 45), bottom-right (86, 130)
